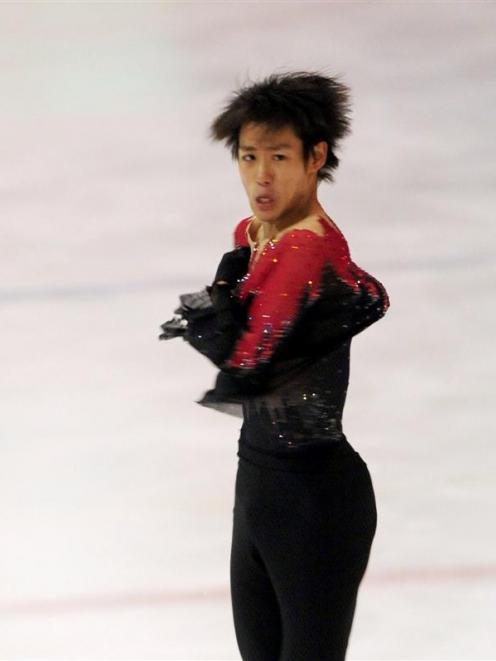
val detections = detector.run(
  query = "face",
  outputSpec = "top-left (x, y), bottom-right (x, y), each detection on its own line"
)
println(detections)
top-left (237, 122), bottom-right (327, 228)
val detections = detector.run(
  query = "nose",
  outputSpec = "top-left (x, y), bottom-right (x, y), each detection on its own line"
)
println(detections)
top-left (255, 157), bottom-right (274, 185)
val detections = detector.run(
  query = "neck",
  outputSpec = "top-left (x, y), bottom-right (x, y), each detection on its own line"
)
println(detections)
top-left (259, 202), bottom-right (328, 240)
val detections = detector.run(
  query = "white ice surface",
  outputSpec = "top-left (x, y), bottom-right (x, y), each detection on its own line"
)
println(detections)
top-left (1, 2), bottom-right (495, 659)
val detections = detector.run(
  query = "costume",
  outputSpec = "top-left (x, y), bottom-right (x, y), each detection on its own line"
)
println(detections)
top-left (160, 214), bottom-right (389, 660)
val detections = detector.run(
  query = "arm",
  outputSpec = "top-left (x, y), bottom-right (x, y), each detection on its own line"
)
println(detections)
top-left (158, 244), bottom-right (251, 366)
top-left (212, 230), bottom-right (329, 394)
top-left (212, 231), bottom-right (389, 397)
top-left (180, 217), bottom-right (252, 363)
top-left (285, 258), bottom-right (390, 359)
top-left (224, 229), bottom-right (324, 369)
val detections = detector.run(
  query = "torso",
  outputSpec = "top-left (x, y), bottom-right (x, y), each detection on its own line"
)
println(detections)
top-left (234, 212), bottom-right (354, 456)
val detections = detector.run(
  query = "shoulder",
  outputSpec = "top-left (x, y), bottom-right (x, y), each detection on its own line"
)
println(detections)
top-left (283, 214), bottom-right (327, 237)
top-left (233, 216), bottom-right (253, 248)
top-left (273, 218), bottom-right (328, 258)
top-left (279, 215), bottom-right (350, 261)
top-left (272, 219), bottom-right (352, 284)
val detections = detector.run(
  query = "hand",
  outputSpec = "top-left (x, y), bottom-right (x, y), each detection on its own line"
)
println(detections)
top-left (158, 315), bottom-right (187, 340)
top-left (212, 246), bottom-right (251, 288)
top-left (183, 286), bottom-right (246, 367)
top-left (158, 288), bottom-right (213, 341)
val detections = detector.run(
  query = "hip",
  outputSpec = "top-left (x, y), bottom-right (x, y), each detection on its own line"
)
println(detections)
top-left (237, 433), bottom-right (361, 474)
top-left (233, 445), bottom-right (377, 552)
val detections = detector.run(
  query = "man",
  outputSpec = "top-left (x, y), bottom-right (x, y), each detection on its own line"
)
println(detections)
top-left (160, 70), bottom-right (389, 660)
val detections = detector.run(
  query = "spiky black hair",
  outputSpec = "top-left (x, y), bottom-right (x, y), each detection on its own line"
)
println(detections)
top-left (209, 70), bottom-right (352, 183)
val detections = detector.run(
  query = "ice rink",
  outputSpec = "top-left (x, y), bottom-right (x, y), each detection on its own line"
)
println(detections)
top-left (1, 2), bottom-right (495, 659)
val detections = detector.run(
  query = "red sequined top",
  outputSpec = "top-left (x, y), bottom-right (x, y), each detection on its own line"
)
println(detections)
top-left (227, 214), bottom-right (378, 371)
top-left (194, 214), bottom-right (390, 457)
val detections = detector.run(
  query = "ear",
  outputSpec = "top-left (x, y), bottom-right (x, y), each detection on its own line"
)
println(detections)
top-left (309, 141), bottom-right (328, 174)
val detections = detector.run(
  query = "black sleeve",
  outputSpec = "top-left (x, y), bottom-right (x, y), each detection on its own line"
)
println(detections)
top-left (160, 245), bottom-right (390, 407)
top-left (200, 261), bottom-right (390, 404)
top-left (181, 283), bottom-right (247, 368)
top-left (158, 246), bottom-right (251, 367)
top-left (276, 260), bottom-right (390, 360)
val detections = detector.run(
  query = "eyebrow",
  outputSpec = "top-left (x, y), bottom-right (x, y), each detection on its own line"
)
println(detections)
top-left (239, 143), bottom-right (293, 151)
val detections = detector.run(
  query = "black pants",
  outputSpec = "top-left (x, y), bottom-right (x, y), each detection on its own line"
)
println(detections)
top-left (230, 440), bottom-right (377, 661)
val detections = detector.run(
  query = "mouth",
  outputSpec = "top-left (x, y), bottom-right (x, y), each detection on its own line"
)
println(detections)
top-left (255, 195), bottom-right (275, 211)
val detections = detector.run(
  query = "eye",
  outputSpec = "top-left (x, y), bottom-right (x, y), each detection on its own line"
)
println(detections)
top-left (241, 154), bottom-right (286, 161)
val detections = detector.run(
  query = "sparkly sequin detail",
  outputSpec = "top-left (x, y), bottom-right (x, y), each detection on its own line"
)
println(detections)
top-left (192, 215), bottom-right (390, 455)
top-left (226, 214), bottom-right (389, 455)
top-left (227, 219), bottom-right (358, 371)
top-left (239, 340), bottom-right (351, 454)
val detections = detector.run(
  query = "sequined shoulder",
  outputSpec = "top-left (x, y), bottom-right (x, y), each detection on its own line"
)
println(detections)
top-left (269, 226), bottom-right (328, 264)
top-left (276, 225), bottom-right (327, 245)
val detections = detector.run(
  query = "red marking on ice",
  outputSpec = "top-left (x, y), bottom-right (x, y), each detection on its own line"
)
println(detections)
top-left (1, 565), bottom-right (494, 617)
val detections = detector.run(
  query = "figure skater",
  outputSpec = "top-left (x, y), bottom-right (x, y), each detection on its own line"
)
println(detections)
top-left (159, 70), bottom-right (390, 661)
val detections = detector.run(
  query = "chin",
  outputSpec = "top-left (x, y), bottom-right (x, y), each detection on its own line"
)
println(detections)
top-left (253, 208), bottom-right (279, 222)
